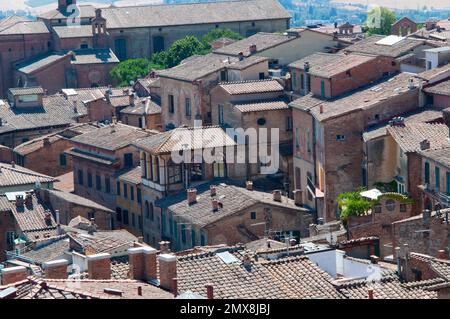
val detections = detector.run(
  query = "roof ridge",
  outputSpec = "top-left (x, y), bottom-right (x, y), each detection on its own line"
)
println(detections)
top-left (220, 78), bottom-right (276, 85)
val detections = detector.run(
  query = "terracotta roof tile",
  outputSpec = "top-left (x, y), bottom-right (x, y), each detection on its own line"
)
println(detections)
top-left (235, 100), bottom-right (288, 113)
top-left (0, 163), bottom-right (56, 187)
top-left (219, 79), bottom-right (283, 95)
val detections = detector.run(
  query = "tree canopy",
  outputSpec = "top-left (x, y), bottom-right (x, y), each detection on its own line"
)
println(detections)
top-left (337, 189), bottom-right (372, 226)
top-left (365, 7), bottom-right (397, 36)
top-left (109, 58), bottom-right (156, 87)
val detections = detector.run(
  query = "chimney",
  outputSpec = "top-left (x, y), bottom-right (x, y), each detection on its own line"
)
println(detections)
top-left (238, 52), bottom-right (244, 61)
top-left (205, 284), bottom-right (214, 299)
top-left (292, 189), bottom-right (303, 206)
top-left (246, 181), bottom-right (253, 191)
top-left (158, 254), bottom-right (177, 291)
top-left (137, 286), bottom-right (142, 296)
top-left (1, 266), bottom-right (28, 285)
top-left (249, 44), bottom-right (257, 54)
top-left (11, 161), bottom-right (15, 168)
top-left (408, 77), bottom-right (416, 89)
top-left (368, 288), bottom-right (374, 299)
top-left (87, 253), bottom-right (111, 279)
top-left (272, 190), bottom-right (282, 202)
top-left (128, 246), bottom-right (157, 281)
top-left (242, 254), bottom-right (252, 270)
top-left (43, 259), bottom-right (68, 279)
top-left (24, 192), bottom-right (32, 207)
top-left (423, 209), bottom-right (431, 226)
top-left (187, 188), bottom-right (197, 205)
top-left (437, 250), bottom-right (447, 259)
top-left (15, 195), bottom-right (24, 208)
top-left (289, 238), bottom-right (297, 246)
top-left (319, 105), bottom-right (324, 114)
top-left (420, 139), bottom-right (430, 151)
top-left (370, 255), bottom-right (379, 264)
top-left (55, 209), bottom-right (60, 225)
top-left (159, 241), bottom-right (171, 254)
top-left (210, 185), bottom-right (216, 197)
top-left (44, 211), bottom-right (52, 225)
top-left (172, 278), bottom-right (178, 297)
top-left (106, 85), bottom-right (113, 100)
top-left (212, 199), bottom-right (219, 212)
top-left (443, 107), bottom-right (450, 139)
top-left (73, 100), bottom-right (78, 114)
top-left (303, 61), bottom-right (310, 72)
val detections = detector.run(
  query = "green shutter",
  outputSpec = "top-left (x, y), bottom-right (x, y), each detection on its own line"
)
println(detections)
top-left (446, 171), bottom-right (450, 195)
top-left (321, 80), bottom-right (325, 97)
top-left (435, 167), bottom-right (440, 189)
top-left (425, 162), bottom-right (430, 184)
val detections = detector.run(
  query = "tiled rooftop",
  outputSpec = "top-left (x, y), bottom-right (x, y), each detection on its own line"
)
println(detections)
top-left (100, 0), bottom-right (290, 29)
top-left (420, 147), bottom-right (450, 167)
top-left (345, 35), bottom-right (430, 58)
top-left (0, 95), bottom-right (80, 134)
top-left (134, 126), bottom-right (236, 155)
top-left (290, 73), bottom-right (423, 121)
top-left (0, 20), bottom-right (49, 35)
top-left (45, 189), bottom-right (114, 212)
top-left (19, 237), bottom-right (70, 265)
top-left (289, 52), bottom-right (376, 78)
top-left (214, 32), bottom-right (298, 57)
top-left (158, 53), bottom-right (267, 81)
top-left (0, 163), bottom-right (56, 188)
top-left (120, 97), bottom-right (161, 115)
top-left (423, 78), bottom-right (450, 95)
top-left (38, 5), bottom-right (96, 20)
top-left (8, 87), bottom-right (45, 96)
top-left (13, 132), bottom-right (67, 156)
top-left (387, 122), bottom-right (450, 152)
top-left (16, 53), bottom-right (69, 75)
top-left (71, 123), bottom-right (153, 151)
top-left (234, 99), bottom-right (289, 113)
top-left (219, 79), bottom-right (284, 95)
top-left (71, 49), bottom-right (120, 65)
top-left (52, 25), bottom-right (93, 39)
top-left (156, 182), bottom-right (310, 228)
top-left (117, 166), bottom-right (142, 185)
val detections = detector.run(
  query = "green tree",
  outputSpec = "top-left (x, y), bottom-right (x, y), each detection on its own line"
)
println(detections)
top-left (164, 36), bottom-right (207, 68)
top-left (337, 189), bottom-right (372, 227)
top-left (110, 58), bottom-right (156, 86)
top-left (201, 28), bottom-right (243, 47)
top-left (365, 7), bottom-right (397, 35)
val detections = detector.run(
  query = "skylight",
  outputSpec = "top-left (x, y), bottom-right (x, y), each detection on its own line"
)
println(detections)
top-left (375, 35), bottom-right (405, 46)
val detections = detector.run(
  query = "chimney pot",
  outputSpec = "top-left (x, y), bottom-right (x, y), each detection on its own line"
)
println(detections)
top-left (159, 241), bottom-right (171, 254)
top-left (368, 288), bottom-right (374, 299)
top-left (87, 253), bottom-right (111, 279)
top-left (1, 266), bottom-right (28, 285)
top-left (272, 190), bottom-right (282, 202)
top-left (206, 284), bottom-right (214, 299)
top-left (15, 195), bottom-right (24, 207)
top-left (370, 255), bottom-right (379, 264)
top-left (423, 209), bottom-right (431, 225)
top-left (420, 139), bottom-right (430, 151)
top-left (246, 181), bottom-right (253, 191)
top-left (43, 259), bottom-right (68, 279)
top-left (210, 185), bottom-right (216, 197)
top-left (292, 189), bottom-right (303, 206)
top-left (158, 254), bottom-right (177, 291)
top-left (137, 286), bottom-right (142, 296)
top-left (212, 199), bottom-right (219, 212)
top-left (187, 188), bottom-right (197, 205)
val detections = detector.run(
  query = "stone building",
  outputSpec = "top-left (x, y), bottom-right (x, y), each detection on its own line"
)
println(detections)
top-left (65, 122), bottom-right (154, 211)
top-left (290, 73), bottom-right (424, 222)
top-left (155, 182), bottom-right (312, 251)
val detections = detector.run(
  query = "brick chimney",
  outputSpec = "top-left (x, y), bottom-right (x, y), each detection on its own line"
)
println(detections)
top-left (158, 254), bottom-right (177, 291)
top-left (43, 259), bottom-right (68, 279)
top-left (43, 137), bottom-right (50, 147)
top-left (370, 255), bottom-right (379, 264)
top-left (205, 283), bottom-right (214, 299)
top-left (1, 266), bottom-right (28, 285)
top-left (212, 199), bottom-right (219, 212)
top-left (249, 44), bottom-right (257, 54)
top-left (187, 188), bottom-right (197, 205)
top-left (272, 190), bottom-right (282, 202)
top-left (368, 288), bottom-right (374, 299)
top-left (87, 253), bottom-right (111, 279)
top-left (24, 192), bottom-right (32, 207)
top-left (246, 181), bottom-right (253, 191)
top-left (159, 241), bottom-right (171, 253)
top-left (292, 189), bottom-right (303, 206)
top-left (210, 185), bottom-right (216, 197)
top-left (15, 195), bottom-right (24, 207)
top-left (437, 250), bottom-right (447, 259)
top-left (128, 246), bottom-right (157, 281)
top-left (420, 139), bottom-right (431, 151)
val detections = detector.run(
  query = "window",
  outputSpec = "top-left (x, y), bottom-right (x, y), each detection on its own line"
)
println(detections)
top-left (259, 72), bottom-right (265, 80)
top-left (200, 233), bottom-right (206, 246)
top-left (424, 162), bottom-right (430, 184)
top-left (116, 207), bottom-right (122, 222)
top-left (168, 160), bottom-right (182, 184)
top-left (286, 116), bottom-right (293, 131)
top-left (300, 73), bottom-right (304, 90)
top-left (132, 213), bottom-right (135, 227)
top-left (218, 104), bottom-right (224, 125)
top-left (162, 212), bottom-right (166, 233)
top-left (320, 80), bottom-right (325, 97)
top-left (148, 202), bottom-right (154, 221)
top-left (307, 132), bottom-right (312, 153)
top-left (137, 188), bottom-right (142, 203)
top-left (168, 94), bottom-right (175, 113)
top-left (213, 162), bottom-right (225, 178)
top-left (96, 175), bottom-right (101, 191)
top-left (336, 135), bottom-right (346, 141)
top-left (295, 128), bottom-right (300, 149)
top-left (181, 224), bottom-right (186, 244)
top-left (87, 172), bottom-right (93, 188)
top-left (446, 171), bottom-right (450, 195)
top-left (116, 181), bottom-right (121, 195)
top-left (6, 231), bottom-right (15, 245)
top-left (124, 153), bottom-right (133, 167)
top-left (191, 229), bottom-right (196, 246)
top-left (220, 70), bottom-right (228, 82)
top-left (138, 215), bottom-right (142, 230)
top-left (77, 169), bottom-right (84, 185)
top-left (257, 118), bottom-right (266, 126)
top-left (185, 97), bottom-right (191, 117)
top-left (114, 38), bottom-right (127, 60)
top-left (435, 167), bottom-right (440, 190)
top-left (250, 211), bottom-right (256, 220)
top-left (105, 177), bottom-right (111, 193)
top-left (292, 72), bottom-right (297, 88)
top-left (88, 211), bottom-right (95, 220)
top-left (123, 184), bottom-right (128, 199)
top-left (130, 186), bottom-right (135, 201)
top-left (138, 117), bottom-right (143, 128)
top-left (386, 199), bottom-right (396, 212)
top-left (123, 210), bottom-right (129, 225)
top-left (59, 154), bottom-right (67, 167)
top-left (80, 43), bottom-right (88, 49)
top-left (191, 163), bottom-right (203, 181)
